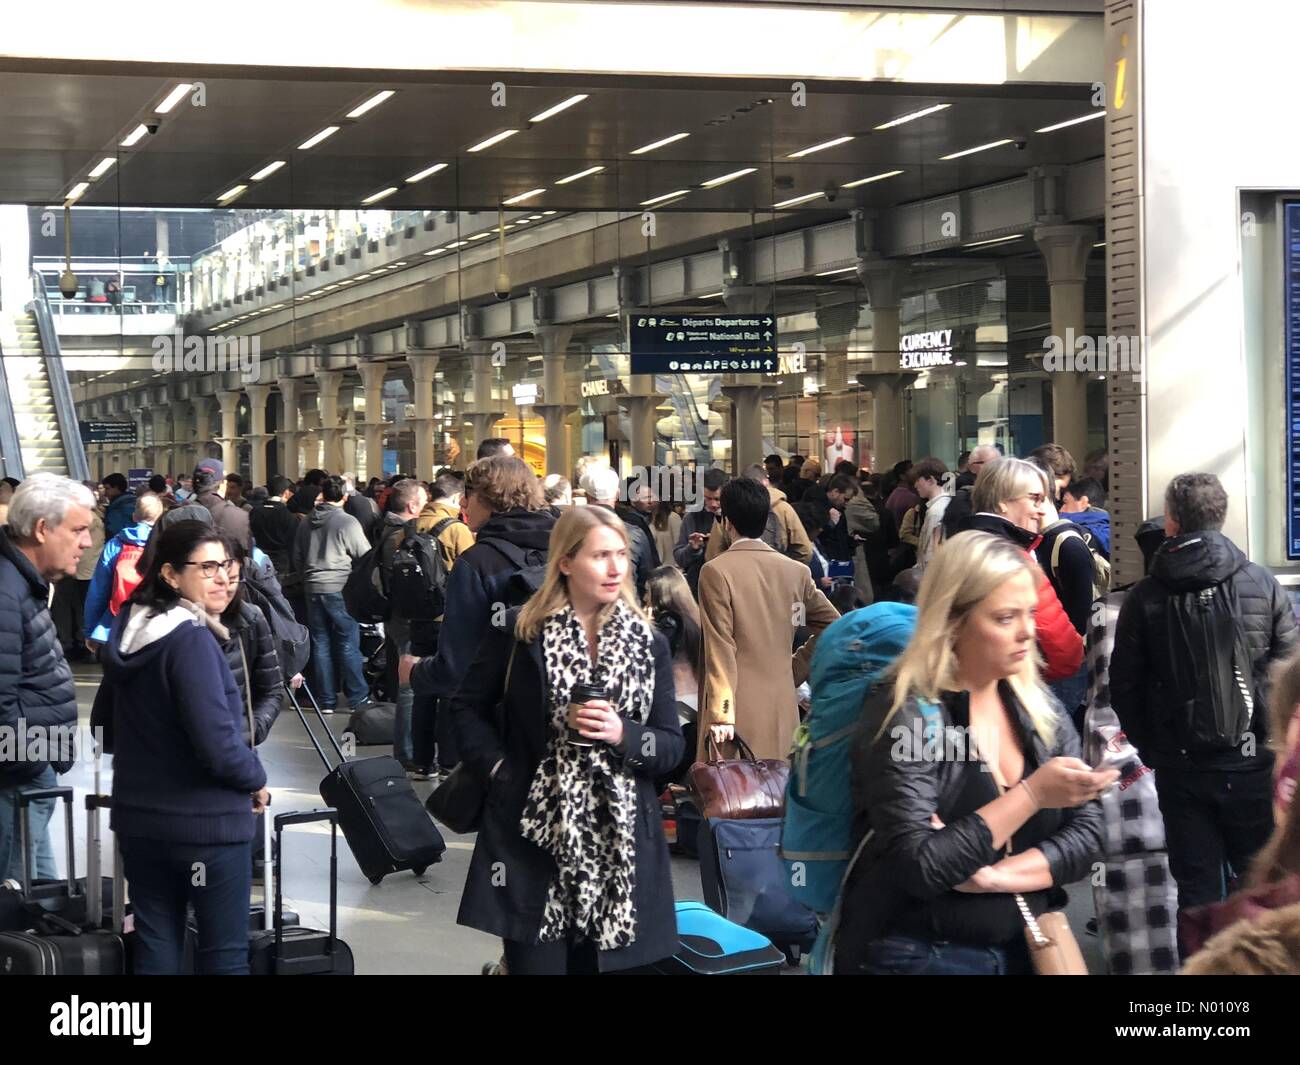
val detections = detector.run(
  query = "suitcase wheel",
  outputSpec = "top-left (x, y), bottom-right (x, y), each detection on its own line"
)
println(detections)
top-left (369, 874), bottom-right (384, 885)
top-left (782, 946), bottom-right (802, 967)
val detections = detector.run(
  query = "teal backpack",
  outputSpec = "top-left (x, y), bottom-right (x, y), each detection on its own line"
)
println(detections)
top-left (781, 603), bottom-right (922, 916)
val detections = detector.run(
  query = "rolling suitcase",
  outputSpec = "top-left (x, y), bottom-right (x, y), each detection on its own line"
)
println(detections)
top-left (247, 808), bottom-right (354, 975)
top-left (698, 816), bottom-right (818, 965)
top-left (0, 787), bottom-right (125, 976)
top-left (645, 901), bottom-right (785, 975)
top-left (287, 681), bottom-right (445, 884)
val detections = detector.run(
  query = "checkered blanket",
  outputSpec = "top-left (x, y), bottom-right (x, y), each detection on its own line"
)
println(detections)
top-left (1084, 590), bottom-right (1180, 974)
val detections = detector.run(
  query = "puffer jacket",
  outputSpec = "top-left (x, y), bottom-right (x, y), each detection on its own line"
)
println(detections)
top-left (0, 530), bottom-right (78, 785)
top-left (1110, 529), bottom-right (1299, 772)
top-left (956, 513), bottom-right (1084, 682)
top-left (837, 681), bottom-right (1104, 962)
top-left (614, 503), bottom-right (660, 598)
top-left (220, 601), bottom-right (282, 746)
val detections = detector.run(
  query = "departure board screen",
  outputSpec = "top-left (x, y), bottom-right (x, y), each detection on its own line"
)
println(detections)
top-left (1287, 201), bottom-right (1300, 558)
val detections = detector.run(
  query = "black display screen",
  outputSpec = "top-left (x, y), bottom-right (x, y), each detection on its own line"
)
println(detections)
top-left (1286, 201), bottom-right (1300, 559)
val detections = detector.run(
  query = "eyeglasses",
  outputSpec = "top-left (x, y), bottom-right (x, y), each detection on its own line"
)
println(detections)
top-left (180, 559), bottom-right (239, 579)
top-left (1016, 493), bottom-right (1046, 506)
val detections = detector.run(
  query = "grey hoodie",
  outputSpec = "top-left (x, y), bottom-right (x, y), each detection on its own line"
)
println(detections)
top-left (293, 503), bottom-right (371, 594)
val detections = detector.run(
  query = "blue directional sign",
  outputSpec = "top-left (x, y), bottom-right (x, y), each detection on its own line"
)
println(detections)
top-left (629, 313), bottom-right (777, 375)
top-left (1285, 202), bottom-right (1300, 558)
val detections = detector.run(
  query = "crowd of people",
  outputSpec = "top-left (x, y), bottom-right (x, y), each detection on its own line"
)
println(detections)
top-left (0, 432), bottom-right (1297, 975)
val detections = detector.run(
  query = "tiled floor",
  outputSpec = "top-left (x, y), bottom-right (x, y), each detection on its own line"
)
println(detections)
top-left (52, 664), bottom-right (1104, 975)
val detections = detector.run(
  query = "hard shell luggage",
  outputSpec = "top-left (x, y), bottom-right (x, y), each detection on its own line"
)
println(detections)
top-left (247, 808), bottom-right (354, 975)
top-left (641, 901), bottom-right (784, 975)
top-left (287, 681), bottom-right (445, 884)
top-left (344, 700), bottom-right (397, 746)
top-left (0, 787), bottom-right (125, 976)
top-left (699, 816), bottom-right (818, 965)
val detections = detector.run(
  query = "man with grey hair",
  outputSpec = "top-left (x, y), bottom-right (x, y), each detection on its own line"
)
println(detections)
top-left (0, 474), bottom-right (94, 881)
top-left (1111, 471), bottom-right (1299, 940)
top-left (943, 442), bottom-right (1001, 539)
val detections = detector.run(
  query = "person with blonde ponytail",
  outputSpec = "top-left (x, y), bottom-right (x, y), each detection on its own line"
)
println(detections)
top-left (446, 505), bottom-right (684, 975)
top-left (835, 531), bottom-right (1117, 975)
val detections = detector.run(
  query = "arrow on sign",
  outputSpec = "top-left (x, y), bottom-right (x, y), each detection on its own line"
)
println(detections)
top-left (763, 317), bottom-right (773, 326)
top-left (764, 332), bottom-right (772, 340)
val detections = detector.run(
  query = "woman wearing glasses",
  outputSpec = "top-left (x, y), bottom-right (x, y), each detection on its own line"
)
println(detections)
top-left (90, 521), bottom-right (268, 975)
top-left (955, 457), bottom-right (1084, 682)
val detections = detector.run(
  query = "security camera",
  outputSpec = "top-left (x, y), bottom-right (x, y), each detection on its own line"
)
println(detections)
top-left (1013, 138), bottom-right (1028, 150)
top-left (58, 270), bottom-right (78, 299)
top-left (823, 183), bottom-right (838, 203)
top-left (145, 121), bottom-right (160, 136)
top-left (494, 271), bottom-right (511, 301)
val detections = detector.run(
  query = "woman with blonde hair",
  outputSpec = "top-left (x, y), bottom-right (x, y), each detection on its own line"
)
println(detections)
top-left (955, 456), bottom-right (1084, 681)
top-left (447, 505), bottom-right (684, 975)
top-left (835, 531), bottom-right (1117, 975)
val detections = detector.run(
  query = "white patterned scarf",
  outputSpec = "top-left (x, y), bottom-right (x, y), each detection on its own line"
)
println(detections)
top-left (520, 599), bottom-right (655, 950)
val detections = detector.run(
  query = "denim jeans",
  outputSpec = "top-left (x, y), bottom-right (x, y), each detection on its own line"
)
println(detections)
top-left (854, 934), bottom-right (1033, 976)
top-left (0, 765), bottom-right (60, 883)
top-left (306, 591), bottom-right (370, 709)
top-left (1049, 662), bottom-right (1090, 734)
top-left (120, 835), bottom-right (253, 975)
top-left (385, 616), bottom-right (414, 764)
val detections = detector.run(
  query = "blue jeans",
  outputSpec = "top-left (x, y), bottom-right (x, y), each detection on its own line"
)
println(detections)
top-left (121, 835), bottom-right (252, 975)
top-left (306, 591), bottom-right (369, 709)
top-left (0, 765), bottom-right (60, 883)
top-left (385, 617), bottom-right (414, 765)
top-left (1050, 662), bottom-right (1090, 734)
top-left (855, 934), bottom-right (1033, 976)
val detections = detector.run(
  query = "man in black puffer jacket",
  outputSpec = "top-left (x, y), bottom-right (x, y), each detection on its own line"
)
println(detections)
top-left (1110, 472), bottom-right (1299, 924)
top-left (0, 476), bottom-right (96, 881)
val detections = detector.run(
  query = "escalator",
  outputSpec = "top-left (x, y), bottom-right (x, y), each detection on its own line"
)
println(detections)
top-left (0, 273), bottom-right (90, 481)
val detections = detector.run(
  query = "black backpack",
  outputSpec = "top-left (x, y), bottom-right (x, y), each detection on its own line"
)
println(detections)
top-left (343, 525), bottom-right (399, 623)
top-left (389, 518), bottom-right (460, 622)
top-left (478, 538), bottom-right (548, 622)
top-left (243, 551), bottom-right (311, 681)
top-left (1165, 580), bottom-right (1256, 749)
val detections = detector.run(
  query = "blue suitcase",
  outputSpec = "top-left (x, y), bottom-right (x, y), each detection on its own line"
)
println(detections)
top-left (698, 816), bottom-right (818, 964)
top-left (647, 902), bottom-right (784, 975)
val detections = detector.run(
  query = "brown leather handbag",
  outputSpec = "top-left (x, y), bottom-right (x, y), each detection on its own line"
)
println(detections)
top-left (1017, 894), bottom-right (1088, 975)
top-left (688, 735), bottom-right (788, 821)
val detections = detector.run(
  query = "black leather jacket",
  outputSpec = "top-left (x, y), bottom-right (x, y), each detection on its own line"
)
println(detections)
top-left (837, 681), bottom-right (1104, 961)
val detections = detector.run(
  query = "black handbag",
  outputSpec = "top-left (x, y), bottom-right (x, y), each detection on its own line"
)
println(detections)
top-left (425, 642), bottom-right (518, 834)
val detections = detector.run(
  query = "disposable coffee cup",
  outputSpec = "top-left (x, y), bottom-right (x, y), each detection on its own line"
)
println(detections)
top-left (566, 683), bottom-right (606, 747)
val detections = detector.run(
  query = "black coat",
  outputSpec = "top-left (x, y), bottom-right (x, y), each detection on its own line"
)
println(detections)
top-left (249, 500), bottom-right (301, 588)
top-left (614, 504), bottom-right (660, 598)
top-left (837, 682), bottom-right (1104, 962)
top-left (448, 609), bottom-right (684, 971)
top-left (1110, 529), bottom-right (1299, 771)
top-left (220, 602), bottom-right (282, 746)
top-left (0, 532), bottom-right (78, 785)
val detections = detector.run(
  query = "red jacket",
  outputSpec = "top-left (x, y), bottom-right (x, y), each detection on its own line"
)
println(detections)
top-left (958, 513), bottom-right (1083, 681)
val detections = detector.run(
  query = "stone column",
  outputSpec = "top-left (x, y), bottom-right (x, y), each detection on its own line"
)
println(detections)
top-left (533, 328), bottom-right (576, 476)
top-left (464, 350), bottom-right (503, 459)
top-left (858, 259), bottom-right (906, 470)
top-left (169, 402), bottom-right (191, 477)
top-left (719, 375), bottom-right (770, 474)
top-left (245, 384), bottom-right (271, 487)
top-left (277, 378), bottom-right (303, 477)
top-left (619, 373), bottom-right (665, 470)
top-left (1034, 223), bottom-right (1095, 464)
top-left (216, 390), bottom-right (241, 473)
top-left (315, 369), bottom-right (343, 473)
top-left (356, 359), bottom-right (388, 482)
top-left (408, 354), bottom-right (440, 480)
top-left (192, 398), bottom-right (213, 467)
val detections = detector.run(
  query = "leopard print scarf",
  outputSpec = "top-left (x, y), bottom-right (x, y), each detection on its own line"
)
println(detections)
top-left (520, 599), bottom-right (655, 951)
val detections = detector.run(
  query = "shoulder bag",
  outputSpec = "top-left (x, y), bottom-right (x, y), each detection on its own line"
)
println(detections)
top-left (689, 734), bottom-right (788, 820)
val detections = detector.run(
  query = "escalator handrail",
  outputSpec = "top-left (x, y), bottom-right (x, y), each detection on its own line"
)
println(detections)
top-left (27, 270), bottom-right (90, 483)
top-left (0, 346), bottom-right (27, 481)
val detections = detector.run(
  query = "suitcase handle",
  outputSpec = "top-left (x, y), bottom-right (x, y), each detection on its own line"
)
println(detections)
top-left (272, 808), bottom-right (339, 963)
top-left (283, 681), bottom-right (347, 769)
top-left (17, 785), bottom-right (76, 901)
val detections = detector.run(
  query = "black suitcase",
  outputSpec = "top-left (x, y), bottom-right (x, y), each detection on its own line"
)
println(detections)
top-left (247, 808), bottom-right (354, 975)
top-left (0, 787), bottom-right (125, 976)
top-left (287, 682), bottom-right (445, 884)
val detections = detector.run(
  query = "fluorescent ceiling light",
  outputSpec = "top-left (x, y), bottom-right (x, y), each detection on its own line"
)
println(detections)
top-left (787, 135), bottom-right (853, 159)
top-left (630, 132), bottom-right (688, 155)
top-left (361, 187), bottom-right (398, 204)
top-left (542, 210), bottom-right (557, 216)
top-left (941, 139), bottom-right (1013, 160)
top-left (701, 168), bottom-right (756, 189)
top-left (216, 184), bottom-right (248, 204)
top-left (555, 165), bottom-right (605, 185)
top-left (1035, 111), bottom-right (1105, 134)
top-left (391, 261), bottom-right (407, 267)
top-left (65, 182), bottom-right (90, 203)
top-left (962, 233), bottom-right (1023, 248)
top-left (502, 188), bottom-right (545, 206)
top-left (354, 272), bottom-right (373, 279)
top-left (640, 189), bottom-right (690, 206)
top-left (298, 126), bottom-right (340, 151)
top-left (155, 83), bottom-right (193, 114)
top-left (699, 291), bottom-right (723, 299)
top-left (468, 232), bottom-right (492, 240)
top-left (1093, 241), bottom-right (1107, 248)
top-left (346, 90), bottom-right (395, 119)
top-left (527, 214), bottom-right (544, 221)
top-left (406, 163), bottom-right (447, 183)
top-left (874, 103), bottom-right (951, 130)
top-left (841, 169), bottom-right (905, 188)
top-left (88, 157), bottom-right (116, 179)
top-left (529, 94), bottom-right (588, 123)
top-left (423, 247), bottom-right (445, 256)
top-left (815, 267), bottom-right (857, 276)
top-left (445, 240), bottom-right (467, 248)
top-left (468, 129), bottom-right (519, 152)
top-left (120, 124), bottom-right (148, 148)
top-left (250, 160), bottom-right (285, 181)
top-left (773, 191), bottom-right (824, 208)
